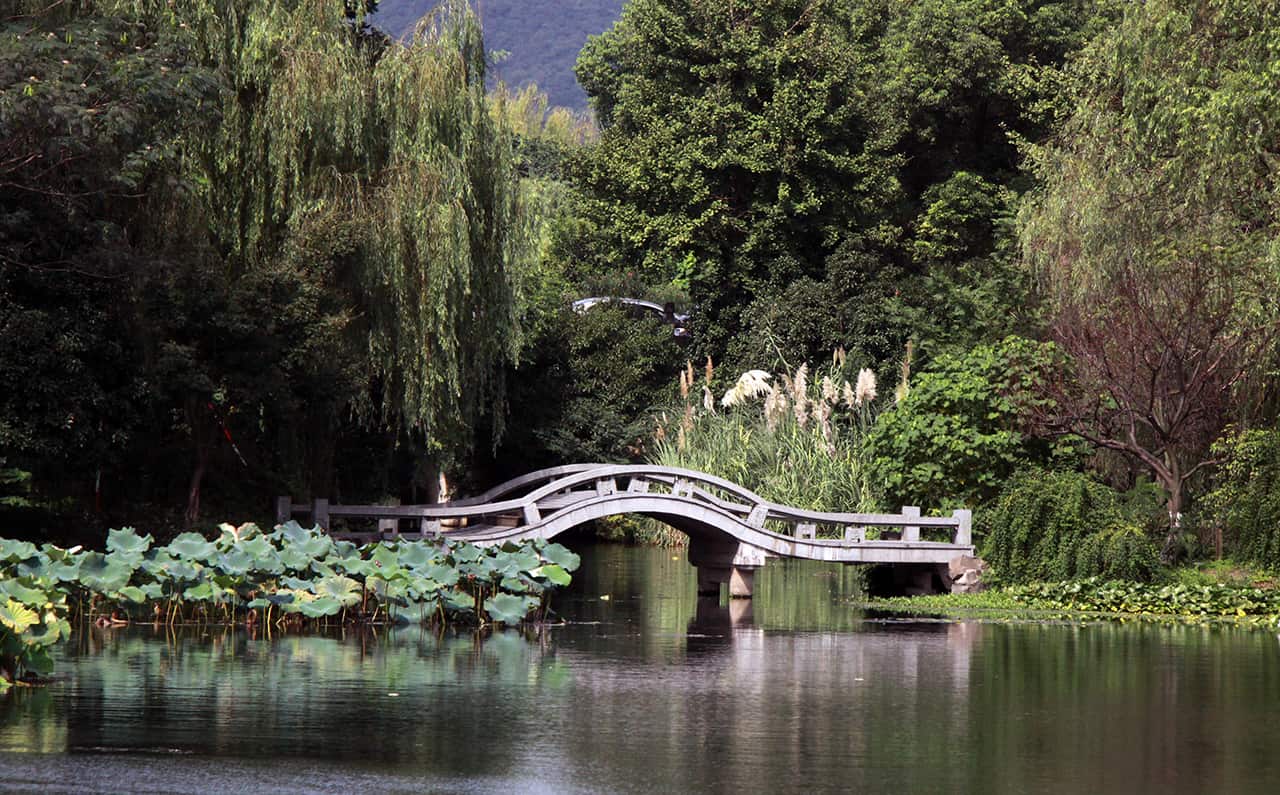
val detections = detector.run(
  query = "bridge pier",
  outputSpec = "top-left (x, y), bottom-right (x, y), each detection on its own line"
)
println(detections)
top-left (687, 539), bottom-right (767, 599)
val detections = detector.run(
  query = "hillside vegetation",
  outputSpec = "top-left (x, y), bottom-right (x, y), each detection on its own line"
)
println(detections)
top-left (374, 0), bottom-right (624, 107)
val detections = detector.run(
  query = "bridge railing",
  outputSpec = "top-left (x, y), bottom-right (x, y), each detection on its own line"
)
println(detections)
top-left (275, 464), bottom-right (972, 547)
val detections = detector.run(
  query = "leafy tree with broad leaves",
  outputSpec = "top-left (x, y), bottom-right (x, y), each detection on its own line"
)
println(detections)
top-left (571, 0), bottom-right (1104, 369)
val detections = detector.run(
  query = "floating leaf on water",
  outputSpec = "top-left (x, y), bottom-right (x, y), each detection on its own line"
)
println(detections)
top-left (106, 527), bottom-right (152, 555)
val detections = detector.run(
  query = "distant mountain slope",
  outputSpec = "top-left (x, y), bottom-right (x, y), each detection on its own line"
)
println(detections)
top-left (372, 1), bottom-right (625, 109)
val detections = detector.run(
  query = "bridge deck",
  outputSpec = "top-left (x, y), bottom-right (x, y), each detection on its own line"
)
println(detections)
top-left (300, 464), bottom-right (975, 575)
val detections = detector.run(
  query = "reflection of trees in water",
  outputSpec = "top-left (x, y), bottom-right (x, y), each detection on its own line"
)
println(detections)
top-left (7, 548), bottom-right (1279, 794)
top-left (28, 625), bottom-right (572, 773)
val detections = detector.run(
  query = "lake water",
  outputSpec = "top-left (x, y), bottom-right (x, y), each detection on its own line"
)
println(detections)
top-left (2, 543), bottom-right (1278, 793)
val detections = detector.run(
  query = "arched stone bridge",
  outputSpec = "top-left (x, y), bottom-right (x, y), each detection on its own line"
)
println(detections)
top-left (276, 464), bottom-right (974, 597)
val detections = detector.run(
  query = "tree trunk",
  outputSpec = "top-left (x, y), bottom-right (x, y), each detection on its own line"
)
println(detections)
top-left (183, 395), bottom-right (214, 531)
top-left (1160, 476), bottom-right (1184, 564)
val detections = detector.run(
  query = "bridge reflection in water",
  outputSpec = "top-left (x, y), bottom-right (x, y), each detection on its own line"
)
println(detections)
top-left (277, 464), bottom-right (976, 596)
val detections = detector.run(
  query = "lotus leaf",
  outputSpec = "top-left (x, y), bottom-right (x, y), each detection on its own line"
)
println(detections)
top-left (450, 544), bottom-right (483, 564)
top-left (280, 576), bottom-right (313, 591)
top-left (331, 540), bottom-right (359, 558)
top-left (151, 558), bottom-right (201, 583)
top-left (541, 543), bottom-right (580, 571)
top-left (183, 581), bottom-right (218, 602)
top-left (232, 535), bottom-right (275, 560)
top-left (396, 542), bottom-right (433, 569)
top-left (46, 560), bottom-right (81, 582)
top-left (104, 551), bottom-right (144, 576)
top-left (0, 599), bottom-right (39, 633)
top-left (494, 550), bottom-right (541, 577)
top-left (406, 579), bottom-right (442, 600)
top-left (167, 533), bottom-right (218, 562)
top-left (292, 534), bottom-right (333, 559)
top-left (138, 583), bottom-right (164, 601)
top-left (217, 522), bottom-right (262, 546)
top-left (296, 597), bottom-right (343, 618)
top-left (314, 575), bottom-right (362, 608)
top-left (368, 577), bottom-right (408, 605)
top-left (500, 576), bottom-right (530, 593)
top-left (423, 563), bottom-right (461, 587)
top-left (25, 614), bottom-right (71, 646)
top-left (320, 548), bottom-right (363, 572)
top-left (77, 552), bottom-right (132, 592)
top-left (531, 563), bottom-right (572, 587)
top-left (216, 550), bottom-right (255, 577)
top-left (0, 579), bottom-right (51, 607)
top-left (369, 544), bottom-right (400, 570)
top-left (278, 547), bottom-right (314, 572)
top-left (444, 589), bottom-right (475, 613)
top-left (114, 586), bottom-right (148, 604)
top-left (20, 645), bottom-right (54, 675)
top-left (483, 593), bottom-right (538, 625)
top-left (0, 538), bottom-right (37, 562)
top-left (106, 527), bottom-right (152, 554)
top-left (271, 520), bottom-right (311, 543)
top-left (249, 549), bottom-right (286, 576)
top-left (458, 559), bottom-right (496, 581)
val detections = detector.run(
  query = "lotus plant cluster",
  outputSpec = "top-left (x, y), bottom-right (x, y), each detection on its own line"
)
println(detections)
top-left (0, 522), bottom-right (580, 688)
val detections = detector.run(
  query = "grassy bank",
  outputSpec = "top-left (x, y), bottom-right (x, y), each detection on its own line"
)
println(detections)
top-left (866, 570), bottom-right (1280, 628)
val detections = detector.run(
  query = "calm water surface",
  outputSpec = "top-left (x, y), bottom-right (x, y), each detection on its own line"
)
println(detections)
top-left (2, 543), bottom-right (1278, 793)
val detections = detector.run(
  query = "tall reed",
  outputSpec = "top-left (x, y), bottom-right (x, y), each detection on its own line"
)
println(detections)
top-left (646, 358), bottom-right (883, 544)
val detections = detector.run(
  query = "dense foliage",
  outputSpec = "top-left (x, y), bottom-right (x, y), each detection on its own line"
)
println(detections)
top-left (982, 469), bottom-right (1162, 583)
top-left (1, 0), bottom-right (535, 535)
top-left (1020, 0), bottom-right (1280, 554)
top-left (0, 522), bottom-right (580, 685)
top-left (6, 0), bottom-right (1280, 591)
top-left (1202, 429), bottom-right (1280, 571)
top-left (865, 337), bottom-right (1071, 509)
top-left (573, 0), bottom-right (1100, 365)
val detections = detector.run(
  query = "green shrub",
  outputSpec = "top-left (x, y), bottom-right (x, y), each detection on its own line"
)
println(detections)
top-left (866, 336), bottom-right (1077, 510)
top-left (1202, 428), bottom-right (1280, 570)
top-left (983, 469), bottom-right (1161, 583)
top-left (1074, 524), bottom-right (1161, 583)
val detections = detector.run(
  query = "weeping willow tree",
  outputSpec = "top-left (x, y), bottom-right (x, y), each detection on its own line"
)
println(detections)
top-left (106, 0), bottom-right (532, 446)
top-left (3, 0), bottom-right (535, 522)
